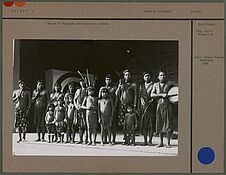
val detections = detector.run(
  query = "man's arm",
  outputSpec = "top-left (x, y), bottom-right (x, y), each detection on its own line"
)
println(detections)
top-left (133, 83), bottom-right (138, 110)
top-left (26, 91), bottom-right (31, 114)
top-left (81, 96), bottom-right (88, 110)
top-left (73, 90), bottom-right (79, 109)
top-left (31, 90), bottom-right (38, 103)
top-left (151, 83), bottom-right (163, 98)
top-left (45, 113), bottom-right (48, 124)
top-left (115, 79), bottom-right (122, 97)
top-left (97, 100), bottom-right (101, 123)
top-left (98, 87), bottom-right (103, 99)
top-left (134, 114), bottom-right (138, 127)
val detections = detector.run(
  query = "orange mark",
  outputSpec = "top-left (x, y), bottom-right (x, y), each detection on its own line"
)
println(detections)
top-left (15, 1), bottom-right (26, 7)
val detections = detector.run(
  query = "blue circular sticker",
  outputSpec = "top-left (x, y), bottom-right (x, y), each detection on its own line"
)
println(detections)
top-left (198, 147), bottom-right (215, 165)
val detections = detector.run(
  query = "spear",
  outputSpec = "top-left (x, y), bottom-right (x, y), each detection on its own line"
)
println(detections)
top-left (77, 70), bottom-right (86, 82)
top-left (86, 68), bottom-right (91, 87)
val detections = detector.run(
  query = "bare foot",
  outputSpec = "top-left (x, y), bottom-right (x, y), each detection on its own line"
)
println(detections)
top-left (148, 142), bottom-right (154, 146)
top-left (17, 139), bottom-right (22, 143)
top-left (165, 145), bottom-right (172, 148)
top-left (142, 142), bottom-right (148, 146)
top-left (157, 144), bottom-right (164, 147)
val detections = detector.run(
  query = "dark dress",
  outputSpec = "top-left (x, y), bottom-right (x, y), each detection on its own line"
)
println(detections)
top-left (139, 82), bottom-right (156, 130)
top-left (153, 82), bottom-right (173, 134)
top-left (117, 83), bottom-right (137, 126)
top-left (83, 96), bottom-right (98, 129)
top-left (33, 90), bottom-right (48, 128)
top-left (74, 88), bottom-right (87, 128)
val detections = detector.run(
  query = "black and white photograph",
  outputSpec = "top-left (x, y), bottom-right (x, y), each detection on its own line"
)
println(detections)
top-left (12, 40), bottom-right (178, 156)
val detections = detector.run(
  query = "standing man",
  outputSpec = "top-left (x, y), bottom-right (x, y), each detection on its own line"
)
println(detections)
top-left (13, 80), bottom-right (31, 143)
top-left (32, 80), bottom-right (49, 142)
top-left (74, 78), bottom-right (87, 144)
top-left (98, 74), bottom-right (117, 144)
top-left (115, 69), bottom-right (138, 144)
top-left (138, 72), bottom-right (155, 146)
top-left (151, 70), bottom-right (173, 148)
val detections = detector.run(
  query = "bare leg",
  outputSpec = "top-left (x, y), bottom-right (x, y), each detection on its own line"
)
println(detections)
top-left (57, 132), bottom-right (61, 143)
top-left (54, 130), bottom-right (57, 142)
top-left (142, 129), bottom-right (148, 146)
top-left (22, 127), bottom-right (27, 141)
top-left (166, 131), bottom-right (171, 148)
top-left (111, 121), bottom-right (116, 144)
top-left (88, 128), bottom-right (92, 145)
top-left (157, 133), bottom-right (164, 147)
top-left (100, 125), bottom-right (104, 145)
top-left (35, 127), bottom-right (41, 141)
top-left (132, 134), bottom-right (135, 146)
top-left (84, 128), bottom-right (88, 144)
top-left (61, 133), bottom-right (64, 143)
top-left (66, 127), bottom-right (70, 143)
top-left (93, 129), bottom-right (97, 145)
top-left (51, 134), bottom-right (54, 142)
top-left (71, 125), bottom-right (76, 143)
top-left (107, 128), bottom-right (112, 145)
top-left (17, 127), bottom-right (22, 143)
top-left (77, 128), bottom-right (83, 144)
top-left (148, 128), bottom-right (154, 146)
top-left (41, 127), bottom-right (46, 142)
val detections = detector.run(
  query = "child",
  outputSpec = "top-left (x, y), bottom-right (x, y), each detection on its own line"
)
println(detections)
top-left (45, 104), bottom-right (55, 143)
top-left (65, 95), bottom-right (76, 143)
top-left (124, 106), bottom-right (138, 146)
top-left (54, 97), bottom-right (66, 143)
top-left (98, 88), bottom-right (113, 146)
top-left (82, 86), bottom-right (98, 146)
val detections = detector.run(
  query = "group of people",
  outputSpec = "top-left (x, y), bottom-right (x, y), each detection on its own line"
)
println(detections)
top-left (13, 69), bottom-right (176, 147)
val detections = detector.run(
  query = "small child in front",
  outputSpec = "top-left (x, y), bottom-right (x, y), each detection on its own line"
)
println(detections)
top-left (124, 106), bottom-right (138, 146)
top-left (45, 104), bottom-right (55, 143)
top-left (54, 97), bottom-right (66, 143)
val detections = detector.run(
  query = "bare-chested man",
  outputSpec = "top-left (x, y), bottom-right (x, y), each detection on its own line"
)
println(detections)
top-left (74, 78), bottom-right (87, 144)
top-left (13, 80), bottom-right (31, 143)
top-left (32, 80), bottom-right (49, 142)
top-left (98, 74), bottom-right (117, 144)
top-left (115, 69), bottom-right (138, 144)
top-left (98, 88), bottom-right (114, 145)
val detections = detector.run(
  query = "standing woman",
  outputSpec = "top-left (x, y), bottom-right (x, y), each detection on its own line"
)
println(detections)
top-left (151, 71), bottom-right (173, 148)
top-left (115, 69), bottom-right (138, 145)
top-left (50, 82), bottom-right (64, 142)
top-left (138, 72), bottom-right (155, 146)
top-left (32, 80), bottom-right (49, 142)
top-left (13, 80), bottom-right (31, 143)
top-left (50, 82), bottom-right (64, 107)
top-left (64, 82), bottom-right (76, 107)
